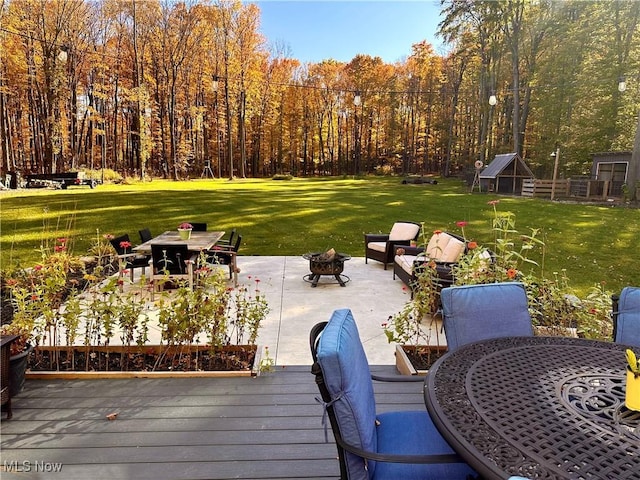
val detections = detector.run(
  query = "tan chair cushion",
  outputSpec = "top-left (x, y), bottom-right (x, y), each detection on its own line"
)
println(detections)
top-left (440, 236), bottom-right (465, 262)
top-left (388, 222), bottom-right (420, 241)
top-left (394, 254), bottom-right (418, 275)
top-left (367, 241), bottom-right (387, 253)
top-left (425, 232), bottom-right (452, 260)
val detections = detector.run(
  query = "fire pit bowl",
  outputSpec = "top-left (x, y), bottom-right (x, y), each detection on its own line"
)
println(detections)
top-left (302, 251), bottom-right (351, 287)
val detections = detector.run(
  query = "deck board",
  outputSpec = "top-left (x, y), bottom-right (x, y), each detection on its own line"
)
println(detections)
top-left (0, 366), bottom-right (427, 480)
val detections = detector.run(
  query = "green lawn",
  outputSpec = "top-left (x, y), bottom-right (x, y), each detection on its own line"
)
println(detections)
top-left (1, 177), bottom-right (638, 295)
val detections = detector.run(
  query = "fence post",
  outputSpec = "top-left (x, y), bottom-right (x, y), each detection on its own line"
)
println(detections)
top-left (551, 147), bottom-right (560, 200)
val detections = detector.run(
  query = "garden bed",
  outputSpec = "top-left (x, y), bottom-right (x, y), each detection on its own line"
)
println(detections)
top-left (26, 344), bottom-right (260, 378)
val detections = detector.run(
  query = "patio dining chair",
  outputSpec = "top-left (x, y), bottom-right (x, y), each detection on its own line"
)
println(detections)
top-left (310, 308), bottom-right (477, 480)
top-left (189, 222), bottom-right (207, 232)
top-left (138, 228), bottom-right (153, 244)
top-left (612, 286), bottom-right (640, 347)
top-left (205, 234), bottom-right (242, 286)
top-left (109, 233), bottom-right (151, 282)
top-left (150, 244), bottom-right (197, 299)
top-left (440, 282), bottom-right (534, 352)
top-left (216, 228), bottom-right (236, 248)
top-left (364, 221), bottom-right (421, 270)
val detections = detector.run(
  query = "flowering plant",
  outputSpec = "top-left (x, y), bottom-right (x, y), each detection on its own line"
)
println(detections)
top-left (178, 222), bottom-right (193, 230)
top-left (383, 225), bottom-right (445, 349)
top-left (452, 200), bottom-right (613, 339)
top-left (1, 238), bottom-right (84, 355)
top-left (259, 346), bottom-right (276, 374)
top-left (385, 200), bottom-right (615, 359)
top-left (88, 230), bottom-right (118, 269)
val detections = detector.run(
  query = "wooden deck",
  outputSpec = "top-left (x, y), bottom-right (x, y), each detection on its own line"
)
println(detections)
top-left (0, 366), bottom-right (427, 480)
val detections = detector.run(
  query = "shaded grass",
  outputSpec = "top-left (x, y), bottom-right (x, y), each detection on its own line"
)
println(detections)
top-left (1, 177), bottom-right (638, 294)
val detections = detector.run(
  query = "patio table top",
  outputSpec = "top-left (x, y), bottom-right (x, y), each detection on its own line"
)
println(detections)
top-left (133, 230), bottom-right (225, 254)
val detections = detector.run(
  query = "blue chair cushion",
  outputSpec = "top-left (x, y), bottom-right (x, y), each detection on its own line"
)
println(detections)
top-left (441, 282), bottom-right (534, 352)
top-left (317, 309), bottom-right (377, 479)
top-left (616, 286), bottom-right (640, 347)
top-left (317, 309), bottom-right (477, 480)
top-left (374, 410), bottom-right (475, 480)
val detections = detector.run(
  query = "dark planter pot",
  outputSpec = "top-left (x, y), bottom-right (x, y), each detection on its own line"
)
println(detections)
top-left (9, 344), bottom-right (33, 397)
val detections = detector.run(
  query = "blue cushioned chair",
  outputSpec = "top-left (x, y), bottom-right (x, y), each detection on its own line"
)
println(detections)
top-left (441, 282), bottom-right (534, 352)
top-left (310, 308), bottom-right (476, 480)
top-left (613, 286), bottom-right (640, 347)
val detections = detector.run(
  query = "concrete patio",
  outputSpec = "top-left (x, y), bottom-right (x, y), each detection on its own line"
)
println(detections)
top-left (0, 256), bottom-right (436, 480)
top-left (241, 255), bottom-right (415, 366)
top-left (115, 254), bottom-right (441, 367)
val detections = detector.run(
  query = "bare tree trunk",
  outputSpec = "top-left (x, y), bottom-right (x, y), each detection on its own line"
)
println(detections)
top-left (629, 111), bottom-right (640, 201)
top-left (0, 83), bottom-right (9, 175)
top-left (238, 90), bottom-right (246, 177)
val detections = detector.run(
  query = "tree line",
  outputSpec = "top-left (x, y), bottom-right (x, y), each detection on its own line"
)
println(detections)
top-left (0, 0), bottom-right (638, 182)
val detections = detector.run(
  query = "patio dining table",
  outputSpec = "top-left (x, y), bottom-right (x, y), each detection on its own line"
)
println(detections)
top-left (133, 230), bottom-right (225, 255)
top-left (423, 336), bottom-right (640, 480)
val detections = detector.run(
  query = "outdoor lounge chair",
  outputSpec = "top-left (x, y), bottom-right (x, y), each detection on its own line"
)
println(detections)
top-left (364, 221), bottom-right (421, 269)
top-left (393, 231), bottom-right (468, 296)
top-left (150, 244), bottom-right (197, 299)
top-left (441, 282), bottom-right (533, 352)
top-left (612, 286), bottom-right (640, 347)
top-left (109, 233), bottom-right (151, 282)
top-left (310, 308), bottom-right (476, 480)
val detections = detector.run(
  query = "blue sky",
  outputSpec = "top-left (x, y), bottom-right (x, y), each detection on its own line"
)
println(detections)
top-left (250, 1), bottom-right (446, 64)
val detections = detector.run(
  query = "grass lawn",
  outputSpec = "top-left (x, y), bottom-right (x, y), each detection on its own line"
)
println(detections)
top-left (1, 177), bottom-right (638, 295)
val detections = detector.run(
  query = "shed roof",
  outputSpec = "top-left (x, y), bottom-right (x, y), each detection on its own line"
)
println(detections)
top-left (480, 153), bottom-right (534, 179)
top-left (590, 151), bottom-right (632, 157)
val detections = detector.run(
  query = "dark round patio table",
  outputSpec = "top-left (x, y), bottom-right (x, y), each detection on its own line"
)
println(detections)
top-left (423, 336), bottom-right (640, 480)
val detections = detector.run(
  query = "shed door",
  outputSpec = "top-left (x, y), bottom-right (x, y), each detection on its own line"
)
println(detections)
top-left (597, 162), bottom-right (627, 196)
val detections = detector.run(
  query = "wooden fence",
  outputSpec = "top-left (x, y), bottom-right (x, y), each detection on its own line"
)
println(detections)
top-left (522, 179), bottom-right (570, 198)
top-left (522, 178), bottom-right (623, 199)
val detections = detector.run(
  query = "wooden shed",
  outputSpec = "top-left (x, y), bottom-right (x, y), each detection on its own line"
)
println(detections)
top-left (590, 151), bottom-right (632, 197)
top-left (480, 153), bottom-right (534, 194)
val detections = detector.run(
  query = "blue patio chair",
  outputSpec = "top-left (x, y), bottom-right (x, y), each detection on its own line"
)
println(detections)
top-left (310, 308), bottom-right (476, 480)
top-left (613, 286), bottom-right (640, 347)
top-left (441, 282), bottom-right (534, 352)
